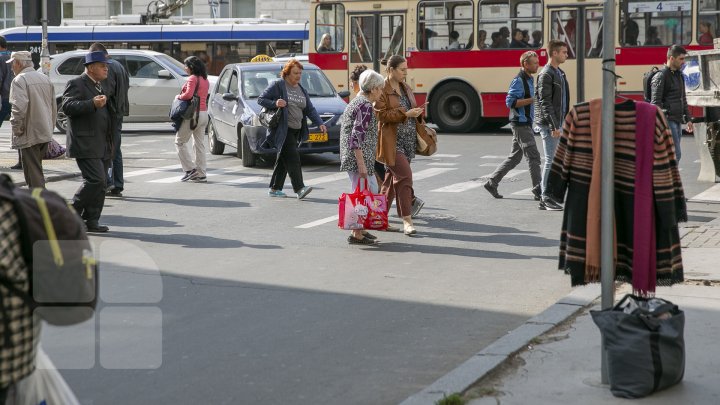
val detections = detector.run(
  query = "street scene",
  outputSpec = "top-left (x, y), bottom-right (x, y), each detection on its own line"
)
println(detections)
top-left (2, 123), bottom-right (719, 404)
top-left (2, 0), bottom-right (720, 404)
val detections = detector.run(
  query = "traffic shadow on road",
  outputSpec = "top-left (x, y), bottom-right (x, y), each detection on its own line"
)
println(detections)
top-left (100, 215), bottom-right (183, 228)
top-left (418, 230), bottom-right (559, 248)
top-left (372, 241), bottom-right (556, 260)
top-left (117, 196), bottom-right (251, 209)
top-left (89, 230), bottom-right (281, 250)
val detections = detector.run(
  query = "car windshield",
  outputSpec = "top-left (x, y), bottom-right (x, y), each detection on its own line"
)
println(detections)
top-left (242, 69), bottom-right (336, 99)
top-left (155, 54), bottom-right (188, 77)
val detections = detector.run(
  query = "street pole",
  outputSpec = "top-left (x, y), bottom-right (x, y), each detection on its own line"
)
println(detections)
top-left (600, 0), bottom-right (616, 386)
top-left (40, 0), bottom-right (51, 76)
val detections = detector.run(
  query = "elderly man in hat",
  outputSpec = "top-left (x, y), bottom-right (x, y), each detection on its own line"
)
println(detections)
top-left (61, 50), bottom-right (112, 232)
top-left (7, 51), bottom-right (56, 188)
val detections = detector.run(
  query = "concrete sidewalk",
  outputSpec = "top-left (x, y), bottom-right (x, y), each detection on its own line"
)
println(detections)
top-left (402, 218), bottom-right (720, 405)
top-left (0, 134), bottom-right (80, 186)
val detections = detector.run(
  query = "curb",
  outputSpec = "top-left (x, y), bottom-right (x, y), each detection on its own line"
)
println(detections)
top-left (10, 171), bottom-right (81, 187)
top-left (399, 286), bottom-right (601, 405)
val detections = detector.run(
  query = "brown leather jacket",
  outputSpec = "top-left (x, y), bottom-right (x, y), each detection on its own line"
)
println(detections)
top-left (374, 78), bottom-right (420, 166)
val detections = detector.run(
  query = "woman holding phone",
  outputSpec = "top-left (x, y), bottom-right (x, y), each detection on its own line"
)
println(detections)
top-left (375, 55), bottom-right (426, 235)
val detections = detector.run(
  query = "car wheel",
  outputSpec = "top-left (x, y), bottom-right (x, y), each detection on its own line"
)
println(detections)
top-left (208, 121), bottom-right (225, 155)
top-left (55, 99), bottom-right (68, 134)
top-left (430, 82), bottom-right (481, 133)
top-left (240, 127), bottom-right (256, 167)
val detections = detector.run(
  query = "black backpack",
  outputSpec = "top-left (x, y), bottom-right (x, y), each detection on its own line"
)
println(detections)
top-left (642, 66), bottom-right (669, 102)
top-left (0, 174), bottom-right (98, 330)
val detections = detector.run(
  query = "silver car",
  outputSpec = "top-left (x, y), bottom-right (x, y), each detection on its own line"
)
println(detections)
top-left (48, 49), bottom-right (217, 132)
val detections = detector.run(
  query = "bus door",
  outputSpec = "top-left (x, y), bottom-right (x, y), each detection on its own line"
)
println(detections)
top-left (547, 4), bottom-right (605, 104)
top-left (348, 12), bottom-right (405, 84)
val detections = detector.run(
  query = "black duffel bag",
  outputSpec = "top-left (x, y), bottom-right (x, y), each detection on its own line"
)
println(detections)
top-left (591, 294), bottom-right (685, 399)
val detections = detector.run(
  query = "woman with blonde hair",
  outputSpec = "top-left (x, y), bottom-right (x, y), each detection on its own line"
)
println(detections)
top-left (317, 33), bottom-right (335, 52)
top-left (258, 59), bottom-right (327, 199)
top-left (375, 55), bottom-right (426, 235)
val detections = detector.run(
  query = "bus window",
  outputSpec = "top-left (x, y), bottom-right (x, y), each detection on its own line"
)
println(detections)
top-left (381, 15), bottom-right (404, 60)
top-left (315, 3), bottom-right (345, 53)
top-left (418, 1), bottom-right (473, 51)
top-left (698, 0), bottom-right (720, 46)
top-left (620, 0), bottom-right (692, 47)
top-left (351, 16), bottom-right (374, 63)
top-left (478, 0), bottom-right (541, 50)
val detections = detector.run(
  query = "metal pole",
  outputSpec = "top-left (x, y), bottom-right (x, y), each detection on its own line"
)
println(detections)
top-left (40, 0), bottom-right (51, 76)
top-left (600, 0), bottom-right (616, 386)
top-left (577, 8), bottom-right (585, 103)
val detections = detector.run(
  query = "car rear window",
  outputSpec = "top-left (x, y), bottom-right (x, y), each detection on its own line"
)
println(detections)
top-left (57, 57), bottom-right (85, 75)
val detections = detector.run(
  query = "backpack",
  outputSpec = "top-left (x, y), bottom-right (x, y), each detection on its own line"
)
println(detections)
top-left (643, 66), bottom-right (670, 102)
top-left (0, 174), bottom-right (98, 328)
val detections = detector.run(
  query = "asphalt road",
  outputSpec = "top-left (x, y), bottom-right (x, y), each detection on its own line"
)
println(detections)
top-left (32, 125), bottom-right (718, 405)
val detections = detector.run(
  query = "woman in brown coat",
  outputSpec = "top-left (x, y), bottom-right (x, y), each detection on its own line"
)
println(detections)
top-left (375, 55), bottom-right (426, 235)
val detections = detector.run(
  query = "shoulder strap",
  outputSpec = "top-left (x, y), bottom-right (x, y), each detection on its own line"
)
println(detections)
top-left (518, 71), bottom-right (531, 120)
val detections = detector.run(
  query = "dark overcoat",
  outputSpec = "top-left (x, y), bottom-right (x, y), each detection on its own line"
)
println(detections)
top-left (62, 73), bottom-right (111, 159)
top-left (257, 79), bottom-right (324, 154)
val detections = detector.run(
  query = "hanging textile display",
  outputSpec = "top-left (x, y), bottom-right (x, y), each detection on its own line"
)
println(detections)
top-left (546, 99), bottom-right (687, 295)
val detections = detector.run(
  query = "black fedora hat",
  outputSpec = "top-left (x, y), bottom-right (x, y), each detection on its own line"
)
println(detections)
top-left (84, 51), bottom-right (108, 66)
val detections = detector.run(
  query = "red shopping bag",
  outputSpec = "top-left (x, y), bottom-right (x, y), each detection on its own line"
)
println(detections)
top-left (338, 184), bottom-right (367, 230)
top-left (362, 189), bottom-right (388, 231)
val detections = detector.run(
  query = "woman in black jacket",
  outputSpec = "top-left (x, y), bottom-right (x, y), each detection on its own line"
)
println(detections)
top-left (257, 59), bottom-right (327, 199)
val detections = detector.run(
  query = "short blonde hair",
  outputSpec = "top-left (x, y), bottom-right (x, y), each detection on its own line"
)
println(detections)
top-left (520, 51), bottom-right (538, 67)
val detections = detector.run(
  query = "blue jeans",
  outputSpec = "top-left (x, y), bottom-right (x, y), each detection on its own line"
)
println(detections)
top-left (668, 120), bottom-right (682, 163)
top-left (538, 126), bottom-right (560, 196)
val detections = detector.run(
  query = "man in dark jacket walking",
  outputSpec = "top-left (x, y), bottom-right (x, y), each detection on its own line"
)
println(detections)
top-left (533, 39), bottom-right (569, 211)
top-left (90, 43), bottom-right (130, 197)
top-left (650, 44), bottom-right (693, 162)
top-left (484, 51), bottom-right (542, 200)
top-left (62, 51), bottom-right (112, 233)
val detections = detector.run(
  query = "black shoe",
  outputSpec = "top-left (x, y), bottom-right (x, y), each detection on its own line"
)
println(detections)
top-left (10, 162), bottom-right (22, 170)
top-left (348, 235), bottom-right (376, 245)
top-left (86, 223), bottom-right (109, 233)
top-left (362, 231), bottom-right (377, 240)
top-left (411, 197), bottom-right (425, 218)
top-left (483, 180), bottom-right (503, 199)
top-left (180, 169), bottom-right (196, 182)
top-left (541, 196), bottom-right (563, 211)
top-left (107, 189), bottom-right (123, 197)
top-left (531, 185), bottom-right (541, 201)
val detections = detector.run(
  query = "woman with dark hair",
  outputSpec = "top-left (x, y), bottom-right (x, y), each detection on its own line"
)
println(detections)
top-left (175, 56), bottom-right (210, 182)
top-left (375, 55), bottom-right (426, 235)
top-left (258, 59), bottom-right (327, 199)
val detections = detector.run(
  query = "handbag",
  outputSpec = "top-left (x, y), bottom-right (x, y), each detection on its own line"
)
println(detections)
top-left (416, 121), bottom-right (438, 156)
top-left (259, 106), bottom-right (282, 129)
top-left (43, 139), bottom-right (66, 160)
top-left (338, 179), bottom-right (388, 231)
top-left (590, 294), bottom-right (685, 399)
top-left (181, 78), bottom-right (200, 120)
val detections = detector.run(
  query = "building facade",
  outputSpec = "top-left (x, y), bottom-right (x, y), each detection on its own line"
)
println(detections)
top-left (2, 0), bottom-right (310, 28)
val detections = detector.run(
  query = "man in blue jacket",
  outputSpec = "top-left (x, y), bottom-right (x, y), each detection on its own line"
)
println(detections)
top-left (484, 51), bottom-right (541, 200)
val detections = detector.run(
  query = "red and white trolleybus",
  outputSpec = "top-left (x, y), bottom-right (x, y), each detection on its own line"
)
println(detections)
top-left (309, 0), bottom-right (718, 132)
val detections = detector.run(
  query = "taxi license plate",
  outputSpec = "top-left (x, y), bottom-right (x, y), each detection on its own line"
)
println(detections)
top-left (308, 133), bottom-right (328, 143)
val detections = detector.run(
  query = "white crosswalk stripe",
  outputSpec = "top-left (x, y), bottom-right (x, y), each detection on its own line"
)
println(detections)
top-left (148, 165), bottom-right (246, 183)
top-left (690, 184), bottom-right (720, 202)
top-left (296, 215), bottom-right (339, 229)
top-left (305, 173), bottom-right (348, 186)
top-left (431, 169), bottom-right (527, 193)
top-left (124, 164), bottom-right (182, 178)
top-left (413, 167), bottom-right (457, 180)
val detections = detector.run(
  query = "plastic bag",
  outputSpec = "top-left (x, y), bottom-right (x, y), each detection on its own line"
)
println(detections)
top-left (8, 346), bottom-right (81, 405)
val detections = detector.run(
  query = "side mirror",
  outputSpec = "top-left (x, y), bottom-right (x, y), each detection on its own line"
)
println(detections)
top-left (158, 70), bottom-right (173, 79)
top-left (337, 90), bottom-right (351, 98)
top-left (222, 92), bottom-right (239, 101)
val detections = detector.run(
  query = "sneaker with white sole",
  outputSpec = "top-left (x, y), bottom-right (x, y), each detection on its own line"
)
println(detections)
top-left (411, 197), bottom-right (425, 218)
top-left (297, 186), bottom-right (313, 200)
top-left (268, 189), bottom-right (287, 198)
top-left (180, 169), bottom-right (196, 182)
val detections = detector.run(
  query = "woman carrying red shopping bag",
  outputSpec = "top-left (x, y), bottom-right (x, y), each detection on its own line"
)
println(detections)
top-left (339, 69), bottom-right (385, 245)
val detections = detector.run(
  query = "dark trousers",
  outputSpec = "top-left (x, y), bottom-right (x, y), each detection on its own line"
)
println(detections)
top-left (107, 116), bottom-right (124, 191)
top-left (0, 100), bottom-right (11, 125)
top-left (21, 142), bottom-right (49, 188)
top-left (270, 128), bottom-right (305, 192)
top-left (0, 385), bottom-right (8, 405)
top-left (489, 124), bottom-right (542, 188)
top-left (73, 157), bottom-right (110, 225)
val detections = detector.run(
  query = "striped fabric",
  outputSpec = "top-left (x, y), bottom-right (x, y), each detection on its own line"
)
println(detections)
top-left (547, 99), bottom-right (686, 287)
top-left (0, 201), bottom-right (40, 389)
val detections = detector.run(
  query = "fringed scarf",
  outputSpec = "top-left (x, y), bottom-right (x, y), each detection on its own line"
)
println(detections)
top-left (632, 102), bottom-right (659, 296)
top-left (585, 99), bottom-right (616, 283)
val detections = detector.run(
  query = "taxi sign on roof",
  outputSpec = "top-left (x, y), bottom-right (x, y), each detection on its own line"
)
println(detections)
top-left (251, 54), bottom-right (274, 62)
